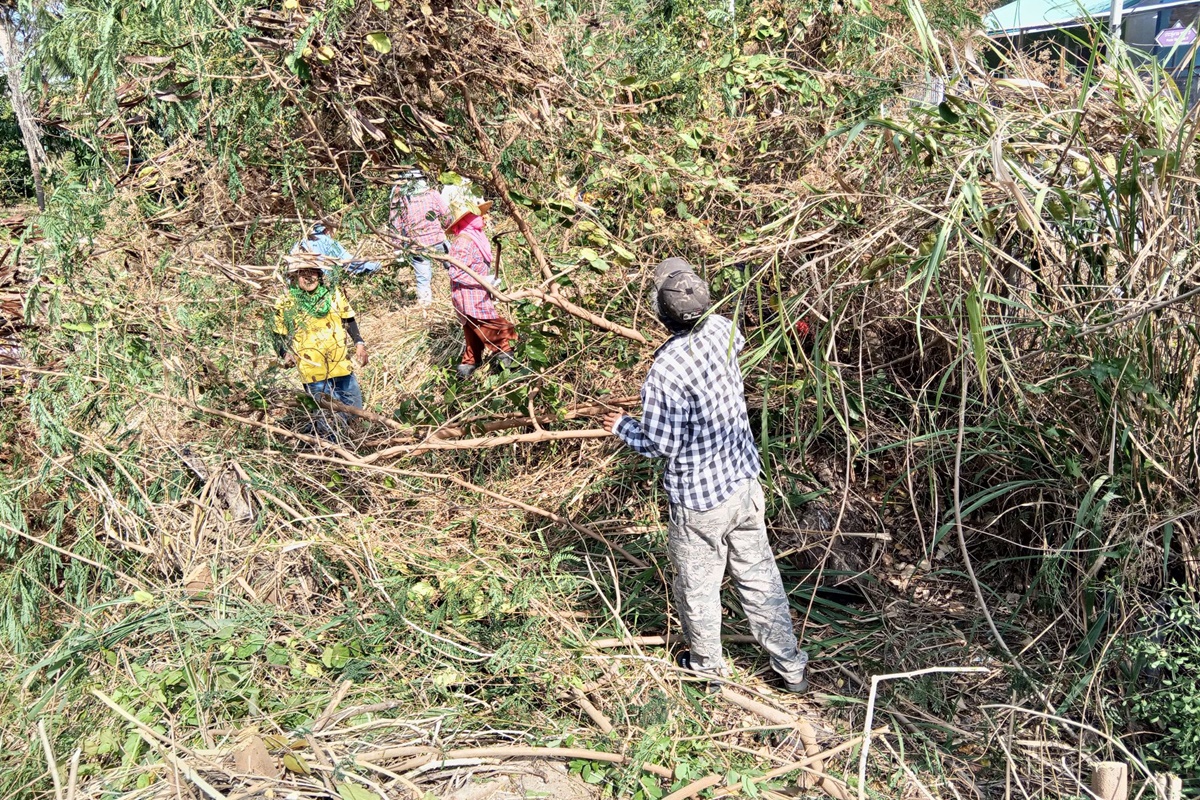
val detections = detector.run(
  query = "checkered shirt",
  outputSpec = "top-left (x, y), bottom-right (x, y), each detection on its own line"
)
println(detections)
top-left (615, 315), bottom-right (761, 511)
top-left (390, 187), bottom-right (449, 248)
top-left (447, 234), bottom-right (499, 320)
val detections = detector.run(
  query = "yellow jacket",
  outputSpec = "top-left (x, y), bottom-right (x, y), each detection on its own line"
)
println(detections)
top-left (274, 288), bottom-right (356, 384)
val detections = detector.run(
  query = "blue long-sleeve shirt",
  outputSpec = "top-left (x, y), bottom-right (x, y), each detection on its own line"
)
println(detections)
top-left (292, 233), bottom-right (381, 275)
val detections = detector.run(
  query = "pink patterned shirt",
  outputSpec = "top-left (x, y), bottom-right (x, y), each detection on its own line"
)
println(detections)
top-left (390, 188), bottom-right (449, 248)
top-left (448, 234), bottom-right (499, 320)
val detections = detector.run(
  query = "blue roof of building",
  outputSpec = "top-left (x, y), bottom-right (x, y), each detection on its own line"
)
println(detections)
top-left (985, 0), bottom-right (1113, 34)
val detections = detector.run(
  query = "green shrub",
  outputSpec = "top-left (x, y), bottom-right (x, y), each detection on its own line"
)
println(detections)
top-left (1125, 591), bottom-right (1200, 782)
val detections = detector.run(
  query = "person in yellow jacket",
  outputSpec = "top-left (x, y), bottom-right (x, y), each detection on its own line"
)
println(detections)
top-left (273, 254), bottom-right (369, 439)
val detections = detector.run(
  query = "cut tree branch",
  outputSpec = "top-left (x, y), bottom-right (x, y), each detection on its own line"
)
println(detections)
top-left (296, 390), bottom-right (413, 434)
top-left (463, 92), bottom-right (558, 290)
top-left (428, 395), bottom-right (639, 440)
top-left (368, 428), bottom-right (612, 459)
top-left (429, 249), bottom-right (648, 344)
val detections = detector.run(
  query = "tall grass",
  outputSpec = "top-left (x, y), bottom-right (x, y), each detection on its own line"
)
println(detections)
top-left (4, 0), bottom-right (1200, 796)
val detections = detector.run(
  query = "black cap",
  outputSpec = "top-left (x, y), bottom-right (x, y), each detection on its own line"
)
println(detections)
top-left (653, 258), bottom-right (710, 324)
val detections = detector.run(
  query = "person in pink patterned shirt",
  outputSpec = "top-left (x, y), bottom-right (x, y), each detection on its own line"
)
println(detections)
top-left (389, 168), bottom-right (449, 307)
top-left (445, 198), bottom-right (516, 378)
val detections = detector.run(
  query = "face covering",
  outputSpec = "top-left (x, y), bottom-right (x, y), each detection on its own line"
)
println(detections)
top-left (289, 281), bottom-right (332, 317)
top-left (456, 216), bottom-right (493, 265)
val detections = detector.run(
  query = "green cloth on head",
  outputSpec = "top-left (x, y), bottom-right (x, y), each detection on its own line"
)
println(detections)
top-left (289, 283), bottom-right (332, 318)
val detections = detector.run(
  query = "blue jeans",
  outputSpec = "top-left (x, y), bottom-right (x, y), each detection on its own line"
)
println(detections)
top-left (408, 241), bottom-right (449, 303)
top-left (304, 373), bottom-right (363, 439)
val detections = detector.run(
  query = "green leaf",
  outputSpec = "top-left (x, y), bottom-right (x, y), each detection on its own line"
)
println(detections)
top-left (432, 667), bottom-right (465, 688)
top-left (611, 243), bottom-right (635, 261)
top-left (965, 288), bottom-right (988, 389)
top-left (337, 783), bottom-right (382, 800)
top-left (322, 644), bottom-right (351, 669)
top-left (937, 101), bottom-right (960, 124)
top-left (236, 633), bottom-right (267, 658)
top-left (282, 752), bottom-right (312, 775)
top-left (365, 32), bottom-right (391, 54)
top-left (370, 0), bottom-right (390, 9)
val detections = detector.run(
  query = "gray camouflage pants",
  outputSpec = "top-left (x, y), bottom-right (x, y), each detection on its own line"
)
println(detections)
top-left (668, 479), bottom-right (809, 684)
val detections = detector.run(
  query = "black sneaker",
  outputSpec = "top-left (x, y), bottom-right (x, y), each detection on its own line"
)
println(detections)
top-left (675, 651), bottom-right (721, 694)
top-left (491, 351), bottom-right (515, 374)
top-left (776, 669), bottom-right (809, 694)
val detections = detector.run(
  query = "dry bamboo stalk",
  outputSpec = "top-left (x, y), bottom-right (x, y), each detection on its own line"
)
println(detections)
top-left (91, 690), bottom-right (227, 800)
top-left (37, 718), bottom-right (63, 800)
top-left (717, 689), bottom-right (851, 800)
top-left (311, 679), bottom-right (354, 732)
top-left (1091, 762), bottom-right (1128, 800)
top-left (299, 391), bottom-right (412, 433)
top-left (754, 729), bottom-right (887, 782)
top-left (319, 700), bottom-right (404, 730)
top-left (568, 687), bottom-right (614, 733)
top-left (662, 773), bottom-right (723, 800)
top-left (364, 428), bottom-right (611, 460)
top-left (429, 250), bottom-right (648, 344)
top-left (719, 689), bottom-right (793, 725)
top-left (355, 745), bottom-right (438, 764)
top-left (64, 749), bottom-right (81, 800)
top-left (429, 396), bottom-right (640, 440)
top-left (378, 745), bottom-right (672, 780)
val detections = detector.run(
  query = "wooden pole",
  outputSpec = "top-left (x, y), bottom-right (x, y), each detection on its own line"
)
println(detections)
top-left (1091, 762), bottom-right (1128, 800)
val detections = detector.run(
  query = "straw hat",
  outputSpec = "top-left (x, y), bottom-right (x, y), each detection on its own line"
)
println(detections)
top-left (445, 196), bottom-right (494, 231)
top-left (389, 166), bottom-right (426, 183)
top-left (282, 251), bottom-right (331, 276)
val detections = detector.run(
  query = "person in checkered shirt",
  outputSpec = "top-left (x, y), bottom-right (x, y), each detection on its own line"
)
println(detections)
top-left (445, 197), bottom-right (515, 379)
top-left (603, 257), bottom-right (810, 694)
top-left (389, 168), bottom-right (449, 307)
